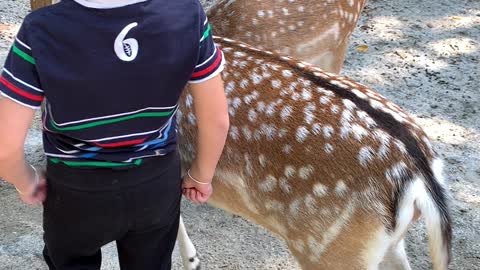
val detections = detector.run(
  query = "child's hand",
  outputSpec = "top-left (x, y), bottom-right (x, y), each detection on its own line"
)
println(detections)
top-left (181, 175), bottom-right (212, 204)
top-left (17, 167), bottom-right (47, 205)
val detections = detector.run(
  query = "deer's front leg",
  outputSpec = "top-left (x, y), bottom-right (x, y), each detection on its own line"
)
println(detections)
top-left (177, 215), bottom-right (201, 270)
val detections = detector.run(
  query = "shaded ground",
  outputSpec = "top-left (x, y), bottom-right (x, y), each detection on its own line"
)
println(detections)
top-left (0, 0), bottom-right (479, 269)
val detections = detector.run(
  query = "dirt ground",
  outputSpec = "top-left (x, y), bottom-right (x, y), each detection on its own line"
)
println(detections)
top-left (0, 0), bottom-right (479, 269)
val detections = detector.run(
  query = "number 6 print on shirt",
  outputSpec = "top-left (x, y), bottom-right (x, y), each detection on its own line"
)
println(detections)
top-left (114, 22), bottom-right (139, 62)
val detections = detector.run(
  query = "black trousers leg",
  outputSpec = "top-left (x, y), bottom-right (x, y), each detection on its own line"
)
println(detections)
top-left (42, 153), bottom-right (182, 270)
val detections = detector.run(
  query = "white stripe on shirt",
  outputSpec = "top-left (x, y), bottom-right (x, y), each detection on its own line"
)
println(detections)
top-left (49, 104), bottom-right (177, 126)
top-left (3, 68), bottom-right (43, 93)
top-left (0, 91), bottom-right (41, 110)
top-left (15, 37), bottom-right (31, 50)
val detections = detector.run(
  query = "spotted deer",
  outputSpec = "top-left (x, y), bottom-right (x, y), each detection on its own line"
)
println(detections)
top-left (176, 36), bottom-right (452, 270)
top-left (207, 0), bottom-right (367, 74)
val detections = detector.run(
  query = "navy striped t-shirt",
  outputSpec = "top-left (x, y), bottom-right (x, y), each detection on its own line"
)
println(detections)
top-left (0, 0), bottom-right (225, 167)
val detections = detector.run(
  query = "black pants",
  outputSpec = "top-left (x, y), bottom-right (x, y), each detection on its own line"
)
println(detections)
top-left (42, 152), bottom-right (182, 270)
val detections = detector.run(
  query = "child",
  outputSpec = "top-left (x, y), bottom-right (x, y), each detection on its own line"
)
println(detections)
top-left (0, 0), bottom-right (229, 269)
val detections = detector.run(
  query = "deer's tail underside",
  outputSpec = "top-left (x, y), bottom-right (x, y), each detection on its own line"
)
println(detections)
top-left (395, 158), bottom-right (452, 270)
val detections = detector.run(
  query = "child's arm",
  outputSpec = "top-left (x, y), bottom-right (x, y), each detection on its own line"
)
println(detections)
top-left (0, 21), bottom-right (47, 205)
top-left (182, 4), bottom-right (229, 203)
top-left (188, 73), bottom-right (229, 184)
top-left (0, 98), bottom-right (47, 205)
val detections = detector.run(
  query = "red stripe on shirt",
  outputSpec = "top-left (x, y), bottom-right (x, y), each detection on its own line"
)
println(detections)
top-left (93, 138), bottom-right (146, 148)
top-left (0, 76), bottom-right (43, 102)
top-left (191, 48), bottom-right (222, 78)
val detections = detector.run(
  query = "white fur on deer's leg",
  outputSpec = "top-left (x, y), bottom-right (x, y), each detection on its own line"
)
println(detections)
top-left (380, 239), bottom-right (412, 270)
top-left (177, 215), bottom-right (200, 270)
top-left (362, 227), bottom-right (392, 270)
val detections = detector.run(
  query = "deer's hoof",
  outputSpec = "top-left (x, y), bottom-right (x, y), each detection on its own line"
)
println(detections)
top-left (184, 253), bottom-right (200, 270)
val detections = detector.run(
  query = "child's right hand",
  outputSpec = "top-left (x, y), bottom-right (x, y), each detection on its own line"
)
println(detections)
top-left (181, 174), bottom-right (213, 204)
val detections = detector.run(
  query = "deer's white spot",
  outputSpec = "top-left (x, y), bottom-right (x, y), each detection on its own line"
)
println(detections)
top-left (265, 103), bottom-right (277, 116)
top-left (260, 123), bottom-right (277, 140)
top-left (296, 126), bottom-right (310, 143)
top-left (185, 94), bottom-right (193, 108)
top-left (330, 80), bottom-right (348, 89)
top-left (331, 104), bottom-right (340, 114)
top-left (370, 99), bottom-right (385, 110)
top-left (265, 199), bottom-right (285, 212)
top-left (385, 162), bottom-right (409, 185)
top-left (289, 198), bottom-right (301, 217)
top-left (342, 99), bottom-right (357, 110)
top-left (257, 101), bottom-right (266, 112)
top-left (282, 70), bottom-right (293, 78)
top-left (242, 126), bottom-right (252, 141)
top-left (322, 125), bottom-right (334, 139)
top-left (259, 154), bottom-right (267, 167)
top-left (284, 165), bottom-right (296, 178)
top-left (232, 97), bottom-right (242, 109)
top-left (340, 123), bottom-right (352, 140)
top-left (312, 123), bottom-right (322, 136)
top-left (271, 79), bottom-right (282, 89)
top-left (282, 144), bottom-right (293, 154)
top-left (299, 165), bottom-right (314, 180)
top-left (252, 72), bottom-right (263, 84)
top-left (301, 88), bottom-right (312, 101)
top-left (358, 146), bottom-right (375, 167)
top-left (324, 143), bottom-right (334, 154)
top-left (352, 89), bottom-right (368, 100)
top-left (187, 112), bottom-right (196, 125)
top-left (239, 79), bottom-right (249, 89)
top-left (394, 140), bottom-right (408, 154)
top-left (229, 126), bottom-right (239, 140)
top-left (225, 81), bottom-right (235, 94)
top-left (335, 180), bottom-right (348, 195)
top-left (259, 175), bottom-right (277, 192)
top-left (304, 103), bottom-right (316, 124)
top-left (352, 124), bottom-right (368, 141)
top-left (248, 109), bottom-right (257, 122)
top-left (313, 183), bottom-right (328, 197)
top-left (257, 10), bottom-right (265, 17)
top-left (341, 109), bottom-right (354, 123)
top-left (279, 177), bottom-right (292, 194)
top-left (374, 129), bottom-right (390, 145)
top-left (320, 96), bottom-right (331, 104)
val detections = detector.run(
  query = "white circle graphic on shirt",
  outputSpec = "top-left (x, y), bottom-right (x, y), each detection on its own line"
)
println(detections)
top-left (114, 22), bottom-right (139, 62)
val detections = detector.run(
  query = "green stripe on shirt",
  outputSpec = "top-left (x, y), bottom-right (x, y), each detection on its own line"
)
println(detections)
top-left (50, 111), bottom-right (175, 131)
top-left (50, 158), bottom-right (143, 167)
top-left (13, 44), bottom-right (36, 65)
top-left (199, 24), bottom-right (212, 43)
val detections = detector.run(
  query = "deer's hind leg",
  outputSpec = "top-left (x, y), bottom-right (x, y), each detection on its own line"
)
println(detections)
top-left (379, 239), bottom-right (412, 270)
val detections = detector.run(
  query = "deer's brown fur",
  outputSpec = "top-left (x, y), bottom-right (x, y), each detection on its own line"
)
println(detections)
top-left (208, 0), bottom-right (367, 73)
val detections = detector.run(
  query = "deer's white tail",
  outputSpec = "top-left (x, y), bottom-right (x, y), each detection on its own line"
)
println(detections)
top-left (394, 158), bottom-right (452, 270)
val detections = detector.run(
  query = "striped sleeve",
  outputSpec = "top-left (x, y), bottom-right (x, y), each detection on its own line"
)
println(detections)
top-left (0, 23), bottom-right (44, 109)
top-left (188, 9), bottom-right (225, 84)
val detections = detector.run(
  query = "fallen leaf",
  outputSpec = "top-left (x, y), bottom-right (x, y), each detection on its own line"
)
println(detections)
top-left (356, 45), bottom-right (369, 53)
top-left (395, 50), bottom-right (408, 59)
